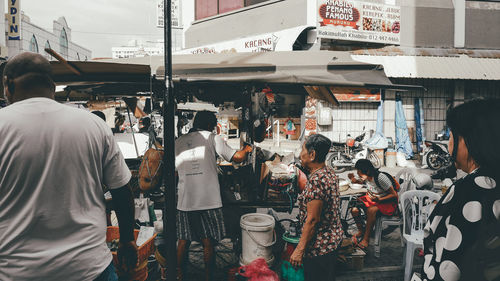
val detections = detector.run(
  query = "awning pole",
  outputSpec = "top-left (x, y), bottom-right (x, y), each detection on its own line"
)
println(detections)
top-left (162, 1), bottom-right (177, 281)
top-left (125, 105), bottom-right (140, 157)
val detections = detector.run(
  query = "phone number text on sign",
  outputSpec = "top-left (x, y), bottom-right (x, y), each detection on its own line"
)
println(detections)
top-left (317, 0), bottom-right (400, 45)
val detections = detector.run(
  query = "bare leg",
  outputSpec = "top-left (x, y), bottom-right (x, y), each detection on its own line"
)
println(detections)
top-left (359, 206), bottom-right (379, 248)
top-left (177, 239), bottom-right (191, 281)
top-left (201, 238), bottom-right (215, 281)
top-left (351, 207), bottom-right (364, 238)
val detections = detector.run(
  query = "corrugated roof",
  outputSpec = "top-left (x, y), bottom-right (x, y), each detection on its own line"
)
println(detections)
top-left (351, 46), bottom-right (500, 59)
top-left (351, 54), bottom-right (500, 80)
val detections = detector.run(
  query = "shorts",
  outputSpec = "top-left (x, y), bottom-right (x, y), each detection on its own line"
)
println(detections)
top-left (176, 208), bottom-right (226, 242)
top-left (303, 251), bottom-right (337, 281)
top-left (359, 195), bottom-right (398, 216)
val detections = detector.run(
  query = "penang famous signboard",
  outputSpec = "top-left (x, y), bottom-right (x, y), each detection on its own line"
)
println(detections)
top-left (317, 0), bottom-right (400, 45)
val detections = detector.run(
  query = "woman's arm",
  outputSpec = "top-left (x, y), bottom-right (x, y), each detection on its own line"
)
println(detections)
top-left (290, 199), bottom-right (323, 267)
top-left (373, 186), bottom-right (398, 203)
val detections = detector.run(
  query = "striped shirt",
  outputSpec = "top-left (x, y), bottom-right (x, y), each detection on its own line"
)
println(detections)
top-left (366, 172), bottom-right (393, 198)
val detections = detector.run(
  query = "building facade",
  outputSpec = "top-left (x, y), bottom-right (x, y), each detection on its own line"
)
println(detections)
top-left (1, 8), bottom-right (91, 61)
top-left (111, 35), bottom-right (183, 59)
top-left (178, 0), bottom-right (500, 146)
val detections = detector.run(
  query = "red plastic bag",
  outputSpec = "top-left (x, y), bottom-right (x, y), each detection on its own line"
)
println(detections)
top-left (238, 258), bottom-right (279, 281)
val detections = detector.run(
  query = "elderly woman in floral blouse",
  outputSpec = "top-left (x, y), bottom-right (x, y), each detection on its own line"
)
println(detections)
top-left (290, 134), bottom-right (343, 281)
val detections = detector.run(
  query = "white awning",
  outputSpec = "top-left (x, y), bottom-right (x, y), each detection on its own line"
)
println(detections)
top-left (351, 54), bottom-right (500, 80)
top-left (174, 25), bottom-right (313, 55)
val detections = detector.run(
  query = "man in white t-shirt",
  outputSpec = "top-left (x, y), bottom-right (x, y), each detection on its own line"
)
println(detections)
top-left (0, 52), bottom-right (137, 281)
top-left (175, 111), bottom-right (251, 281)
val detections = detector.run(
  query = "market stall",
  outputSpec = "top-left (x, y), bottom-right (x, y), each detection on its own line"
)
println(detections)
top-left (39, 49), bottom-right (421, 280)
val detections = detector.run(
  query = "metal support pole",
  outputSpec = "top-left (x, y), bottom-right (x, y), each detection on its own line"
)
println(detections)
top-left (125, 105), bottom-right (140, 157)
top-left (162, 1), bottom-right (177, 281)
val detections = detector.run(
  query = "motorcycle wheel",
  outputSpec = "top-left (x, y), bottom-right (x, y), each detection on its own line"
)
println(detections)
top-left (426, 150), bottom-right (443, 170)
top-left (326, 152), bottom-right (347, 173)
top-left (368, 152), bottom-right (382, 169)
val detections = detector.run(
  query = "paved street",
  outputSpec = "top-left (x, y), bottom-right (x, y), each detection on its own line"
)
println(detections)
top-left (152, 161), bottom-right (443, 281)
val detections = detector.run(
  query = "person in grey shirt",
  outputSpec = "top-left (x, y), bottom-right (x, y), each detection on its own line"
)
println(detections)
top-left (0, 52), bottom-right (137, 281)
top-left (348, 159), bottom-right (399, 251)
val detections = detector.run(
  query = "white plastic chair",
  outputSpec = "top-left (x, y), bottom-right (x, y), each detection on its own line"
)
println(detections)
top-left (400, 190), bottom-right (441, 281)
top-left (373, 169), bottom-right (416, 258)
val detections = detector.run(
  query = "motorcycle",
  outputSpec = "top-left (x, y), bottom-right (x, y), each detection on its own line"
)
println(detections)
top-left (423, 140), bottom-right (451, 170)
top-left (326, 129), bottom-right (381, 173)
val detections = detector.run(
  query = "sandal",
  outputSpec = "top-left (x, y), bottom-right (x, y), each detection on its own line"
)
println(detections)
top-left (356, 241), bottom-right (368, 254)
top-left (351, 235), bottom-right (362, 246)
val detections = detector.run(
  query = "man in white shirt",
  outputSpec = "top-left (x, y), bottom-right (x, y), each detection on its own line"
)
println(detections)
top-left (175, 111), bottom-right (251, 281)
top-left (0, 52), bottom-right (137, 281)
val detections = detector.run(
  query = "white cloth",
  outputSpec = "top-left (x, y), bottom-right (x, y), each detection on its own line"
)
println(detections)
top-left (0, 98), bottom-right (131, 281)
top-left (175, 130), bottom-right (236, 211)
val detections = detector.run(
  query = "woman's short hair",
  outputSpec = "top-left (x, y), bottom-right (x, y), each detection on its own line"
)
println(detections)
top-left (304, 134), bottom-right (331, 163)
top-left (446, 98), bottom-right (500, 172)
top-left (193, 111), bottom-right (217, 131)
top-left (355, 159), bottom-right (378, 177)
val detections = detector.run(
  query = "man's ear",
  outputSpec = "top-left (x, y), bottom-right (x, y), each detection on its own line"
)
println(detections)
top-left (309, 150), bottom-right (316, 162)
top-left (3, 76), bottom-right (12, 102)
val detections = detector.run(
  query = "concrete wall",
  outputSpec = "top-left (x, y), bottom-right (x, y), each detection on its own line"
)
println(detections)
top-left (185, 0), bottom-right (308, 48)
top-left (465, 1), bottom-right (500, 49)
top-left (184, 0), bottom-right (500, 50)
top-left (330, 102), bottom-right (379, 142)
top-left (400, 0), bottom-right (454, 48)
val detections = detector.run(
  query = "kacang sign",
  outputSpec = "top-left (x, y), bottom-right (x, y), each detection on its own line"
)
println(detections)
top-left (175, 26), bottom-right (308, 55)
top-left (317, 0), bottom-right (400, 45)
top-left (8, 0), bottom-right (20, 40)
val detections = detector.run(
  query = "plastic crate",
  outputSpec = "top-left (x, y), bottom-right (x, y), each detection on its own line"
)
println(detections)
top-left (106, 226), bottom-right (157, 267)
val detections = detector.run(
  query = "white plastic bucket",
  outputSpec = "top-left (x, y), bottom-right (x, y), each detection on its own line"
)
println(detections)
top-left (239, 213), bottom-right (276, 266)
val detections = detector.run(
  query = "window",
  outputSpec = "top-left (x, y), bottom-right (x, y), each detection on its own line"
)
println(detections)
top-left (195, 0), bottom-right (270, 20)
top-left (29, 35), bottom-right (39, 53)
top-left (60, 28), bottom-right (69, 58)
top-left (44, 41), bottom-right (51, 59)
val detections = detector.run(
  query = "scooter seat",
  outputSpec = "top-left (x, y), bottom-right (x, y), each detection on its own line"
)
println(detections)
top-left (331, 141), bottom-right (345, 147)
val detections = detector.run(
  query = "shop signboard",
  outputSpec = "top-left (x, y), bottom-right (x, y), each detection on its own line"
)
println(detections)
top-left (175, 26), bottom-right (309, 54)
top-left (8, 0), bottom-right (20, 40)
top-left (157, 0), bottom-right (181, 28)
top-left (317, 0), bottom-right (400, 45)
top-left (330, 87), bottom-right (381, 102)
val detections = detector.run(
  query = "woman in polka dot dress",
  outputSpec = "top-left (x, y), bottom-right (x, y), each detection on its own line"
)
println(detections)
top-left (421, 99), bottom-right (500, 281)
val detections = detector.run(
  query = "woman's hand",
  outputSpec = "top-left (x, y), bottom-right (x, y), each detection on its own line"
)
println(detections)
top-left (290, 248), bottom-right (304, 268)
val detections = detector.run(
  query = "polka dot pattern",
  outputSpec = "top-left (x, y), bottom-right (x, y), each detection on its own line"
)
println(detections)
top-left (422, 172), bottom-right (499, 281)
top-left (474, 176), bottom-right (496, 189)
top-left (424, 255), bottom-right (435, 280)
top-left (435, 237), bottom-right (446, 262)
top-left (430, 216), bottom-right (442, 233)
top-left (425, 265), bottom-right (435, 280)
top-left (444, 224), bottom-right (462, 251)
top-left (442, 186), bottom-right (454, 204)
top-left (493, 200), bottom-right (500, 220)
top-left (462, 201), bottom-right (482, 222)
top-left (439, 260), bottom-right (461, 281)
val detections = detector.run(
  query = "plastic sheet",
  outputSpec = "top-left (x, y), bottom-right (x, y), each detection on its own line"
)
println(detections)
top-left (366, 100), bottom-right (388, 149)
top-left (239, 258), bottom-right (279, 281)
top-left (395, 97), bottom-right (414, 159)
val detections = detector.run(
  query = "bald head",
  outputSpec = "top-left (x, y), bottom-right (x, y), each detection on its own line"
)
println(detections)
top-left (3, 52), bottom-right (55, 103)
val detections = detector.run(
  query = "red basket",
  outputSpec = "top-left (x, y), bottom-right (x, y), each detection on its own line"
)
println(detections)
top-left (106, 226), bottom-right (157, 269)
